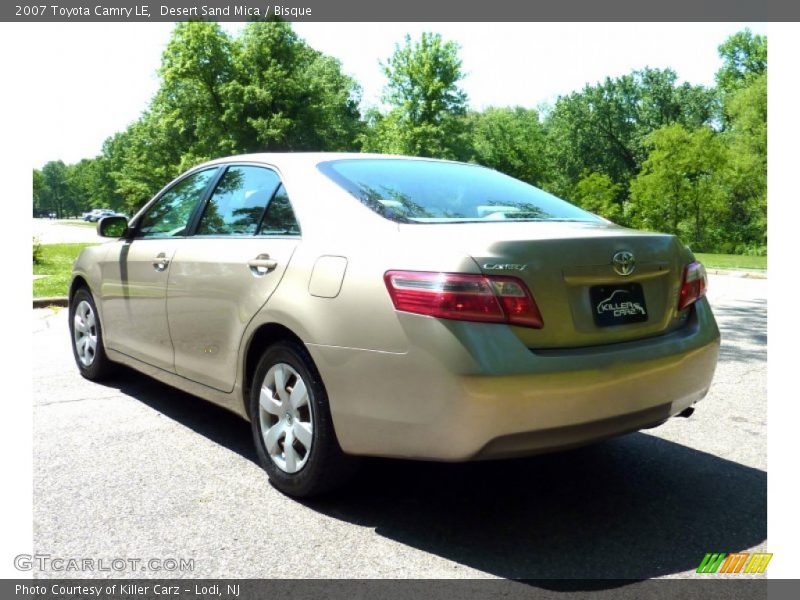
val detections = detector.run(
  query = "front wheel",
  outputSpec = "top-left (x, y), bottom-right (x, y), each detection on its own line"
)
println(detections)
top-left (69, 287), bottom-right (115, 380)
top-left (249, 341), bottom-right (358, 497)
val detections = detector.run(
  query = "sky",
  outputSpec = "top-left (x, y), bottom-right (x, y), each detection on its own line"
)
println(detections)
top-left (11, 22), bottom-right (768, 170)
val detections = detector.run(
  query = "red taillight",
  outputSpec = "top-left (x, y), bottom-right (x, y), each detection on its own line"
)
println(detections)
top-left (384, 271), bottom-right (544, 329)
top-left (678, 261), bottom-right (708, 310)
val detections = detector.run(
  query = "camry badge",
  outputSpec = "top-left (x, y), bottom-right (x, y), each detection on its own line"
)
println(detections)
top-left (483, 263), bottom-right (527, 271)
top-left (612, 251), bottom-right (636, 276)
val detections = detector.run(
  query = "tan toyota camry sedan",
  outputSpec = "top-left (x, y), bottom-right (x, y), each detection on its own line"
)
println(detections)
top-left (69, 153), bottom-right (720, 497)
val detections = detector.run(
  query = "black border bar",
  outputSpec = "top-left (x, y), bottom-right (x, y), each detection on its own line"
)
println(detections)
top-left (4, 578), bottom-right (794, 600)
top-left (1, 0), bottom-right (786, 22)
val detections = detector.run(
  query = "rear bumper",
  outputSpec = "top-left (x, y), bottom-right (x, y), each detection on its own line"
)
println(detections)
top-left (308, 297), bottom-right (720, 460)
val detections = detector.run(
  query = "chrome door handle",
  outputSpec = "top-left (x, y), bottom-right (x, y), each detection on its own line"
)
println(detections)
top-left (153, 253), bottom-right (170, 272)
top-left (248, 254), bottom-right (278, 276)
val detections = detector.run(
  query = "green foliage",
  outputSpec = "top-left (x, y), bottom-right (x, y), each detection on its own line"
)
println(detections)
top-left (37, 161), bottom-right (73, 218)
top-left (31, 26), bottom-right (766, 256)
top-left (213, 21), bottom-right (362, 154)
top-left (629, 125), bottom-right (727, 251)
top-left (32, 243), bottom-right (97, 298)
top-left (94, 21), bottom-right (363, 214)
top-left (716, 29), bottom-right (767, 96)
top-left (363, 33), bottom-right (468, 159)
top-left (544, 68), bottom-right (715, 196)
top-left (468, 107), bottom-right (547, 185)
top-left (32, 237), bottom-right (42, 265)
top-left (572, 172), bottom-right (623, 223)
top-left (720, 72), bottom-right (767, 252)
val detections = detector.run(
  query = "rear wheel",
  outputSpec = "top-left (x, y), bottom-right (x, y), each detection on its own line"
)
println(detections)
top-left (250, 341), bottom-right (358, 497)
top-left (69, 287), bottom-right (115, 380)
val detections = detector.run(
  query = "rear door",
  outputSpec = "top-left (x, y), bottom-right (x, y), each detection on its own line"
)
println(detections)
top-left (166, 164), bottom-right (302, 392)
top-left (99, 167), bottom-right (219, 370)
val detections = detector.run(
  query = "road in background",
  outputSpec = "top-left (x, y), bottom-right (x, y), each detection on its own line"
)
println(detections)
top-left (33, 218), bottom-right (102, 244)
top-left (31, 275), bottom-right (766, 580)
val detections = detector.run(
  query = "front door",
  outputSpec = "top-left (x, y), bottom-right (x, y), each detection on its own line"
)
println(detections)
top-left (99, 167), bottom-right (219, 370)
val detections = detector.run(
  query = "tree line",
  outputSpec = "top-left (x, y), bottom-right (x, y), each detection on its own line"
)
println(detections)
top-left (33, 23), bottom-right (766, 255)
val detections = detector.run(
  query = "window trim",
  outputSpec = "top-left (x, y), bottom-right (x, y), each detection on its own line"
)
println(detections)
top-left (189, 162), bottom-right (302, 239)
top-left (191, 164), bottom-right (280, 238)
top-left (255, 182), bottom-right (303, 238)
top-left (130, 166), bottom-right (222, 240)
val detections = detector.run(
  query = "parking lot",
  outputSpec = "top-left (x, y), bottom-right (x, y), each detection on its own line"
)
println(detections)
top-left (31, 274), bottom-right (766, 580)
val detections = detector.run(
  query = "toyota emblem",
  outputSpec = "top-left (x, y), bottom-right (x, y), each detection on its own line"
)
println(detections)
top-left (612, 251), bottom-right (636, 276)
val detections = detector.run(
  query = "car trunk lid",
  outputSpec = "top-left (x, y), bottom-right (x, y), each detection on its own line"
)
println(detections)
top-left (400, 220), bottom-right (690, 349)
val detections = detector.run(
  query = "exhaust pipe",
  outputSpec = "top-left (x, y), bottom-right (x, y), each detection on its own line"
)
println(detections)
top-left (678, 406), bottom-right (695, 418)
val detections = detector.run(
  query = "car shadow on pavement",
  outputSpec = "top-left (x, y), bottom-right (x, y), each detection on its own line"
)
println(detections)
top-left (310, 437), bottom-right (765, 585)
top-left (109, 367), bottom-right (258, 463)
top-left (107, 366), bottom-right (766, 587)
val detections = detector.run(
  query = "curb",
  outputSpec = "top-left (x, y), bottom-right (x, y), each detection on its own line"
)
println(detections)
top-left (706, 268), bottom-right (767, 280)
top-left (33, 297), bottom-right (69, 308)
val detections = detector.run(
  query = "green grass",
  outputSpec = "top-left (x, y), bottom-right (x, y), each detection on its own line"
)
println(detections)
top-left (694, 253), bottom-right (767, 270)
top-left (33, 243), bottom-right (97, 298)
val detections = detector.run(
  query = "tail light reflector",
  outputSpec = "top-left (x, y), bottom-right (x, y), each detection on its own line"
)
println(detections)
top-left (678, 261), bottom-right (707, 310)
top-left (384, 271), bottom-right (543, 329)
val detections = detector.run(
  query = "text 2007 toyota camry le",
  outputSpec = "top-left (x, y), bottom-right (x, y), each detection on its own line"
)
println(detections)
top-left (69, 153), bottom-right (720, 497)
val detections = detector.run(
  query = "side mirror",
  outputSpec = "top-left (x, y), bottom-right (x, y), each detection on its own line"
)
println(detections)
top-left (97, 215), bottom-right (129, 238)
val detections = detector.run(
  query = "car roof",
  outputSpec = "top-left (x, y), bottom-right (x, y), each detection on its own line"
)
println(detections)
top-left (196, 152), bottom-right (463, 172)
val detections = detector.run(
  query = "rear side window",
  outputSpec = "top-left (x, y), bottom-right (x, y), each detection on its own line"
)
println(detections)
top-left (197, 166), bottom-right (281, 236)
top-left (318, 159), bottom-right (599, 224)
top-left (259, 184), bottom-right (301, 236)
top-left (137, 168), bottom-right (217, 238)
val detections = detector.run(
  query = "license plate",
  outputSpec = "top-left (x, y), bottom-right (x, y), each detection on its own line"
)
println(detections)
top-left (590, 283), bottom-right (648, 327)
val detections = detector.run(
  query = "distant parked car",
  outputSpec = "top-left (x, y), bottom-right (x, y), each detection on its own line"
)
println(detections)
top-left (69, 153), bottom-right (720, 497)
top-left (83, 209), bottom-right (118, 222)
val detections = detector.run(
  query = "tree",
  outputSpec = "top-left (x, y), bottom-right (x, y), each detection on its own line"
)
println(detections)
top-left (67, 158), bottom-right (124, 214)
top-left (38, 161), bottom-right (73, 218)
top-left (716, 29), bottom-right (767, 96)
top-left (155, 21), bottom-right (236, 164)
top-left (364, 32), bottom-right (468, 159)
top-left (226, 21), bottom-right (362, 152)
top-left (629, 125), bottom-right (726, 250)
top-left (719, 71), bottom-right (767, 252)
top-left (103, 21), bottom-right (363, 213)
top-left (32, 169), bottom-right (45, 214)
top-left (545, 68), bottom-right (715, 203)
top-left (468, 107), bottom-right (547, 186)
top-left (572, 172), bottom-right (623, 223)
top-left (29, 26), bottom-right (767, 255)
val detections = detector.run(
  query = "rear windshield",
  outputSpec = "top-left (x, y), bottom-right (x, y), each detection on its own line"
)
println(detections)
top-left (318, 158), bottom-right (599, 224)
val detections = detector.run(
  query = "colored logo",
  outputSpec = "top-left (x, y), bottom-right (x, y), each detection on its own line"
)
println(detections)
top-left (697, 552), bottom-right (773, 574)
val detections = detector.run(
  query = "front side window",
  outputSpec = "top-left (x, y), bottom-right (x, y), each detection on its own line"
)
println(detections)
top-left (196, 166), bottom-right (281, 236)
top-left (137, 168), bottom-right (217, 238)
top-left (318, 159), bottom-right (600, 224)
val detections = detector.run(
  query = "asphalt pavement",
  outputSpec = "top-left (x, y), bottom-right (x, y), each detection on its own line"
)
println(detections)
top-left (31, 274), bottom-right (767, 581)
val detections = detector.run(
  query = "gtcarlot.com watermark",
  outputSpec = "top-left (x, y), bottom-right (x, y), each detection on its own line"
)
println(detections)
top-left (14, 554), bottom-right (195, 573)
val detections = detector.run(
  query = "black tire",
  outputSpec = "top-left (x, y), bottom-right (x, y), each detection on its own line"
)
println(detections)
top-left (68, 287), bottom-right (115, 381)
top-left (249, 340), bottom-right (359, 497)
